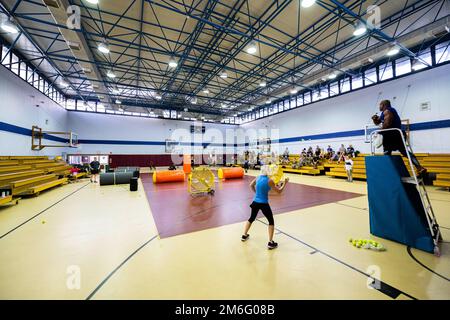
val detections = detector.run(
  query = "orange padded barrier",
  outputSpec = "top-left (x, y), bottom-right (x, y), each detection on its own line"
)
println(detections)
top-left (218, 167), bottom-right (244, 180)
top-left (153, 170), bottom-right (185, 184)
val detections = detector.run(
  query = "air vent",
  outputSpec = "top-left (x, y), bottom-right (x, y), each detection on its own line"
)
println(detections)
top-left (360, 57), bottom-right (374, 67)
top-left (430, 25), bottom-right (450, 38)
top-left (43, 0), bottom-right (61, 8)
top-left (67, 41), bottom-right (81, 51)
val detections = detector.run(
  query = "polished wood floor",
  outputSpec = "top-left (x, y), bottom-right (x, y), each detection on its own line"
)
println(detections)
top-left (0, 170), bottom-right (449, 300)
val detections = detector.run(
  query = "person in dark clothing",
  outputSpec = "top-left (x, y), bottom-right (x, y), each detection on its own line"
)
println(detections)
top-left (372, 100), bottom-right (426, 175)
top-left (90, 157), bottom-right (101, 183)
top-left (346, 145), bottom-right (355, 158)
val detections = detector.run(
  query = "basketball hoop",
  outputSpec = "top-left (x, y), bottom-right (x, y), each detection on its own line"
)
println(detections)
top-left (32, 126), bottom-right (79, 150)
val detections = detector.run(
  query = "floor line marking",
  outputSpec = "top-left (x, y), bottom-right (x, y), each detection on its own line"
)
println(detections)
top-left (335, 202), bottom-right (368, 211)
top-left (86, 234), bottom-right (159, 300)
top-left (0, 182), bottom-right (91, 240)
top-left (256, 219), bottom-right (417, 300)
top-left (406, 246), bottom-right (450, 282)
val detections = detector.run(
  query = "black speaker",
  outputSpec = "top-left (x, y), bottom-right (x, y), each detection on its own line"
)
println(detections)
top-left (133, 170), bottom-right (140, 178)
top-left (130, 177), bottom-right (138, 192)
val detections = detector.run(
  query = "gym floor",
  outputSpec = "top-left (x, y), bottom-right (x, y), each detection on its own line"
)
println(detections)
top-left (0, 171), bottom-right (449, 300)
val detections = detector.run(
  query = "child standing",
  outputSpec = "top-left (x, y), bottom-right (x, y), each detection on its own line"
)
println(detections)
top-left (344, 155), bottom-right (354, 183)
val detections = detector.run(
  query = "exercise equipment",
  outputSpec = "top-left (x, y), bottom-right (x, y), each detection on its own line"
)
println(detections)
top-left (269, 164), bottom-right (284, 185)
top-left (153, 170), bottom-right (185, 184)
top-left (218, 167), bottom-right (244, 180)
top-left (188, 167), bottom-right (215, 196)
top-left (183, 154), bottom-right (191, 174)
top-left (130, 177), bottom-right (138, 192)
top-left (100, 172), bottom-right (133, 186)
top-left (366, 150), bottom-right (441, 255)
top-left (115, 167), bottom-right (140, 178)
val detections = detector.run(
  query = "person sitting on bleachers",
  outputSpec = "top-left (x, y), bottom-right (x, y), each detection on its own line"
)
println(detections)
top-left (301, 148), bottom-right (307, 157)
top-left (337, 144), bottom-right (346, 163)
top-left (283, 148), bottom-right (289, 160)
top-left (346, 144), bottom-right (355, 158)
top-left (329, 151), bottom-right (339, 163)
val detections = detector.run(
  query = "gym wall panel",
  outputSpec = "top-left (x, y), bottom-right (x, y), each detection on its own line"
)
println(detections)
top-left (67, 111), bottom-right (239, 155)
top-left (241, 64), bottom-right (450, 154)
top-left (0, 66), bottom-right (69, 156)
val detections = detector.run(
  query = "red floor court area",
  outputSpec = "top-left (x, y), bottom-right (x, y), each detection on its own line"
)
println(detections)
top-left (142, 174), bottom-right (362, 238)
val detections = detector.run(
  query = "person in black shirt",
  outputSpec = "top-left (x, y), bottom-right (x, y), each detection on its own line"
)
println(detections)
top-left (346, 145), bottom-right (355, 158)
top-left (90, 157), bottom-right (101, 183)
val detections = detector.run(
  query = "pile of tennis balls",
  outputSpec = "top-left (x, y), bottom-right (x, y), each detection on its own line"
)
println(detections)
top-left (349, 238), bottom-right (386, 251)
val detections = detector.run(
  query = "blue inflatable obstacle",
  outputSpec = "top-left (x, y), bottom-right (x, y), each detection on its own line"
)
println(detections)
top-left (365, 155), bottom-right (435, 253)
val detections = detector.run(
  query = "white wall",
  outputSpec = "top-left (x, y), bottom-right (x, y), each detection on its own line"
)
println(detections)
top-left (67, 111), bottom-right (239, 155)
top-left (241, 64), bottom-right (450, 154)
top-left (0, 66), bottom-right (68, 156)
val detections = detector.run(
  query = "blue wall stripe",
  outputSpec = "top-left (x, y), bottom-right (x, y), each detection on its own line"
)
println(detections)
top-left (0, 121), bottom-right (68, 143)
top-left (2, 119), bottom-right (450, 148)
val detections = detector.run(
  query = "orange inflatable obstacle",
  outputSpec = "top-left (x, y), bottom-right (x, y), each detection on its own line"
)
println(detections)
top-left (153, 170), bottom-right (185, 184)
top-left (183, 154), bottom-right (191, 174)
top-left (218, 167), bottom-right (244, 180)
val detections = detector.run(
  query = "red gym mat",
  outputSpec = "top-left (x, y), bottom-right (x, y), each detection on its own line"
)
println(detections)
top-left (141, 174), bottom-right (361, 238)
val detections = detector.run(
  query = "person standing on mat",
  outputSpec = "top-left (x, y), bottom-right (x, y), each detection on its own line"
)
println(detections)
top-left (90, 157), bottom-right (101, 183)
top-left (372, 100), bottom-right (426, 176)
top-left (241, 165), bottom-right (289, 250)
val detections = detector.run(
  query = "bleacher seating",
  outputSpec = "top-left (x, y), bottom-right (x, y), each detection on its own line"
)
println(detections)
top-left (0, 156), bottom-right (73, 201)
top-left (325, 154), bottom-right (450, 187)
top-left (273, 152), bottom-right (449, 189)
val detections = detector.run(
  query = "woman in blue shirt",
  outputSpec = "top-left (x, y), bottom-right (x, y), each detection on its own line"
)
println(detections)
top-left (241, 165), bottom-right (289, 249)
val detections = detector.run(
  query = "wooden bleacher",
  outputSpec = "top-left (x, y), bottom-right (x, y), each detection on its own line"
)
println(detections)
top-left (276, 152), bottom-right (449, 189)
top-left (325, 154), bottom-right (450, 186)
top-left (0, 156), bottom-right (72, 201)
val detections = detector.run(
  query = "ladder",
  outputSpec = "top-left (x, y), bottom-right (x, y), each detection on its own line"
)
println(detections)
top-left (370, 128), bottom-right (442, 256)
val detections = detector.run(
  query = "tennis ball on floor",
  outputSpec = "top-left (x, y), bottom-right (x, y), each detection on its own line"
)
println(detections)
top-left (41, 220), bottom-right (46, 224)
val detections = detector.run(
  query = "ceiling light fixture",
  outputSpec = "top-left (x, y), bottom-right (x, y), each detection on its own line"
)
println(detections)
top-left (265, 99), bottom-right (272, 104)
top-left (220, 71), bottom-right (228, 79)
top-left (60, 81), bottom-right (69, 88)
top-left (98, 42), bottom-right (110, 54)
top-left (301, 0), bottom-right (316, 8)
top-left (106, 70), bottom-right (116, 78)
top-left (246, 41), bottom-right (258, 55)
top-left (328, 73), bottom-right (337, 80)
top-left (353, 22), bottom-right (367, 37)
top-left (202, 89), bottom-right (209, 94)
top-left (85, 0), bottom-right (99, 4)
top-left (259, 81), bottom-right (267, 87)
top-left (387, 44), bottom-right (400, 56)
top-left (155, 94), bottom-right (162, 100)
top-left (115, 99), bottom-right (121, 104)
top-left (168, 57), bottom-right (178, 68)
top-left (290, 87), bottom-right (298, 95)
top-left (1, 19), bottom-right (19, 34)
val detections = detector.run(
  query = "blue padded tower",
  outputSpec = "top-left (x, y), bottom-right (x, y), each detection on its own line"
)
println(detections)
top-left (365, 156), bottom-right (434, 253)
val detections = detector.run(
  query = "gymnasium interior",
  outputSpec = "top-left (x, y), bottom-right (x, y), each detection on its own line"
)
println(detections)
top-left (0, 0), bottom-right (449, 301)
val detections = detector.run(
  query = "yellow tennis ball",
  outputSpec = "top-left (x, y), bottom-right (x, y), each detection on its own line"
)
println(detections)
top-left (41, 220), bottom-right (46, 224)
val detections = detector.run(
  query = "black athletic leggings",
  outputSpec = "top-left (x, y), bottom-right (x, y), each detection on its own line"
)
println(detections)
top-left (248, 201), bottom-right (274, 226)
